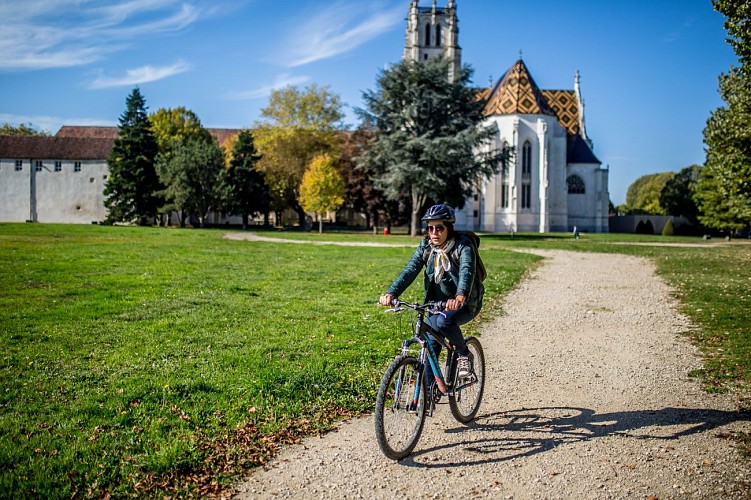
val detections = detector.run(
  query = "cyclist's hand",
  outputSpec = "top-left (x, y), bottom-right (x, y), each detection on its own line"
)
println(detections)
top-left (446, 295), bottom-right (466, 311)
top-left (379, 293), bottom-right (395, 307)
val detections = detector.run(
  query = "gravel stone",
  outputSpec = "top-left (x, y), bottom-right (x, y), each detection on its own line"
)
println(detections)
top-left (232, 249), bottom-right (750, 499)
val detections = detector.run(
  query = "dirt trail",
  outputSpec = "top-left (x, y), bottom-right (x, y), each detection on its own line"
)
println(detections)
top-left (232, 247), bottom-right (750, 499)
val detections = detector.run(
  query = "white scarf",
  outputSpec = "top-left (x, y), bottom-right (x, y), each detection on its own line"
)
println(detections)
top-left (431, 239), bottom-right (456, 283)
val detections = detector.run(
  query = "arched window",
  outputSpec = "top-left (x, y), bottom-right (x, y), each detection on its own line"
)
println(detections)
top-left (521, 141), bottom-right (532, 209)
top-left (500, 141), bottom-right (509, 209)
top-left (567, 174), bottom-right (586, 194)
top-left (424, 23), bottom-right (432, 46)
top-left (521, 141), bottom-right (531, 177)
top-left (436, 24), bottom-right (442, 47)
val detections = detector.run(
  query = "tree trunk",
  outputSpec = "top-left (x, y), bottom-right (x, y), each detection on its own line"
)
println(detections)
top-left (410, 188), bottom-right (427, 236)
top-left (318, 216), bottom-right (323, 233)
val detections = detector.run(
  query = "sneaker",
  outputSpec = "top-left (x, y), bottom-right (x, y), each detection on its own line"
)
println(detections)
top-left (457, 355), bottom-right (473, 378)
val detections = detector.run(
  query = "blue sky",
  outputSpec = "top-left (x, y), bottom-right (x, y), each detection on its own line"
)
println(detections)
top-left (0, 0), bottom-right (738, 205)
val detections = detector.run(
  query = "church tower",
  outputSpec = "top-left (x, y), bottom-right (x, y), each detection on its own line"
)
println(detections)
top-left (404, 0), bottom-right (461, 81)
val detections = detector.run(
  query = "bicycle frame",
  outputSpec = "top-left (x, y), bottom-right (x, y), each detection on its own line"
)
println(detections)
top-left (391, 301), bottom-right (472, 416)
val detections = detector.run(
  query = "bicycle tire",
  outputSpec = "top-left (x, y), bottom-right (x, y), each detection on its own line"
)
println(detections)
top-left (449, 337), bottom-right (485, 423)
top-left (374, 355), bottom-right (427, 460)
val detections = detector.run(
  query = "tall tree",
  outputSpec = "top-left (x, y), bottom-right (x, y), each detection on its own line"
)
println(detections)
top-left (103, 88), bottom-right (161, 225)
top-left (659, 164), bottom-right (702, 224)
top-left (356, 57), bottom-right (509, 236)
top-left (696, 1), bottom-right (751, 231)
top-left (253, 84), bottom-right (344, 227)
top-left (299, 153), bottom-right (345, 233)
top-left (225, 129), bottom-right (271, 229)
top-left (156, 136), bottom-right (226, 228)
top-left (149, 107), bottom-right (214, 224)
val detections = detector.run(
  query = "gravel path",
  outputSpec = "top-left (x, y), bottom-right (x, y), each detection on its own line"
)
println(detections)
top-left (233, 249), bottom-right (750, 499)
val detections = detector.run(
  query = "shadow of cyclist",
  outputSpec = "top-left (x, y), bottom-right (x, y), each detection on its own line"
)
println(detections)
top-left (402, 406), bottom-right (749, 468)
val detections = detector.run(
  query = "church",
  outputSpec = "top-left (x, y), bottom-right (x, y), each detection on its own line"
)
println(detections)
top-left (406, 0), bottom-right (609, 233)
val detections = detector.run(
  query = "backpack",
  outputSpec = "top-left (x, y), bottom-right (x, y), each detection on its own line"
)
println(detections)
top-left (422, 231), bottom-right (487, 282)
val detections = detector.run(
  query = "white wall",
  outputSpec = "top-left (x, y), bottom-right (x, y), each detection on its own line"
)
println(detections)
top-left (0, 158), bottom-right (109, 223)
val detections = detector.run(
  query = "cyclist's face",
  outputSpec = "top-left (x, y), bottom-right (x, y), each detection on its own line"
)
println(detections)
top-left (427, 220), bottom-right (448, 246)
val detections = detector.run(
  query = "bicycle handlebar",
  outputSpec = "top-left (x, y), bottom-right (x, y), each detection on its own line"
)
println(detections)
top-left (385, 299), bottom-right (446, 314)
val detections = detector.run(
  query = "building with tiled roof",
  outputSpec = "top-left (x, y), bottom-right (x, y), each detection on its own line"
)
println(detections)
top-left (406, 1), bottom-right (609, 233)
top-left (0, 127), bottom-right (241, 223)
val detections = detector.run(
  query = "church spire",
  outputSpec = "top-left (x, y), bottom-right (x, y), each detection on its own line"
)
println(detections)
top-left (574, 70), bottom-right (591, 146)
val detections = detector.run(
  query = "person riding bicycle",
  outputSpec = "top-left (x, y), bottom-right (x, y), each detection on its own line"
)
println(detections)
top-left (379, 204), bottom-right (482, 378)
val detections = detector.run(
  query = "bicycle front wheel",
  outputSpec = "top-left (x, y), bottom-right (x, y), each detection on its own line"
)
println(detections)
top-left (374, 355), bottom-right (427, 460)
top-left (449, 336), bottom-right (485, 423)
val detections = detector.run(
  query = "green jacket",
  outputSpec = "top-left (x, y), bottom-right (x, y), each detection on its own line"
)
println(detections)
top-left (387, 234), bottom-right (484, 315)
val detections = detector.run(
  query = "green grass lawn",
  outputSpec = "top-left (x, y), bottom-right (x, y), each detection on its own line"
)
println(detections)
top-left (0, 224), bottom-right (536, 497)
top-left (0, 225), bottom-right (748, 497)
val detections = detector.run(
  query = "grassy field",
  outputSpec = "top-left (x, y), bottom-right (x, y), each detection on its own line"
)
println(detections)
top-left (0, 224), bottom-right (537, 497)
top-left (0, 225), bottom-right (748, 497)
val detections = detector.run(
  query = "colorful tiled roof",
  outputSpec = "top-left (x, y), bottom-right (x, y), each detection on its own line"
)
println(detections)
top-left (483, 59), bottom-right (557, 117)
top-left (541, 89), bottom-right (579, 136)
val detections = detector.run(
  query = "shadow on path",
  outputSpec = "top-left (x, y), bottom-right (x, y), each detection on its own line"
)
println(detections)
top-left (401, 406), bottom-right (750, 468)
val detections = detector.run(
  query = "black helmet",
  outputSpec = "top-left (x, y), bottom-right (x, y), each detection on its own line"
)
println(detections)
top-left (421, 204), bottom-right (456, 223)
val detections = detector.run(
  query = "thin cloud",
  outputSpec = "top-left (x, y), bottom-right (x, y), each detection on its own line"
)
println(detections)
top-left (88, 60), bottom-right (191, 89)
top-left (225, 74), bottom-right (311, 100)
top-left (0, 0), bottom-right (203, 71)
top-left (280, 2), bottom-right (403, 68)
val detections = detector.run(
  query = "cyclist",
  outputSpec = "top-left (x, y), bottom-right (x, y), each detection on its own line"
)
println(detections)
top-left (379, 204), bottom-right (482, 378)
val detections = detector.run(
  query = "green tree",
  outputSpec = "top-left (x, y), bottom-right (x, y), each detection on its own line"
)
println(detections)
top-left (156, 136), bottom-right (226, 228)
top-left (356, 57), bottom-right (509, 235)
top-left (103, 88), bottom-right (161, 225)
top-left (149, 107), bottom-right (215, 224)
top-left (0, 123), bottom-right (50, 136)
top-left (225, 129), bottom-right (271, 229)
top-left (695, 1), bottom-right (751, 232)
top-left (254, 84), bottom-right (344, 227)
top-left (623, 172), bottom-right (674, 215)
top-left (659, 164), bottom-right (702, 224)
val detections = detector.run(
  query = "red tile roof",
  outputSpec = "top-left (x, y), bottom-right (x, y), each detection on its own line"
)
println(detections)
top-left (0, 136), bottom-right (115, 160)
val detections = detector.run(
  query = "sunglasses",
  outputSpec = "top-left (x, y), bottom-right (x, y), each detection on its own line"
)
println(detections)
top-left (426, 224), bottom-right (446, 233)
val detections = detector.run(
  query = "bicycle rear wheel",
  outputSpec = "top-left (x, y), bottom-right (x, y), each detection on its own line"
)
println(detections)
top-left (374, 355), bottom-right (427, 460)
top-left (449, 337), bottom-right (485, 423)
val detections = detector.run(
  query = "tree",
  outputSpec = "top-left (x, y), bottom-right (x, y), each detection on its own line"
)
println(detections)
top-left (299, 153), bottom-right (345, 233)
top-left (103, 88), bottom-right (161, 225)
top-left (0, 123), bottom-right (50, 136)
top-left (356, 57), bottom-right (509, 236)
top-left (695, 1), bottom-right (751, 232)
top-left (254, 84), bottom-right (345, 227)
top-left (149, 107), bottom-right (215, 224)
top-left (338, 128), bottom-right (388, 228)
top-left (623, 172), bottom-right (674, 215)
top-left (659, 164), bottom-right (702, 224)
top-left (156, 136), bottom-right (226, 228)
top-left (225, 129), bottom-right (271, 229)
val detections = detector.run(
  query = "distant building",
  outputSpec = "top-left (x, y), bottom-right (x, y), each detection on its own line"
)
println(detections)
top-left (0, 126), bottom-right (239, 224)
top-left (0, 129), bottom-right (114, 223)
top-left (404, 1), bottom-right (609, 233)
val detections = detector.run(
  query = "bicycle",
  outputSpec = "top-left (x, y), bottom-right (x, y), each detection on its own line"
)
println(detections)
top-left (374, 299), bottom-right (485, 460)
